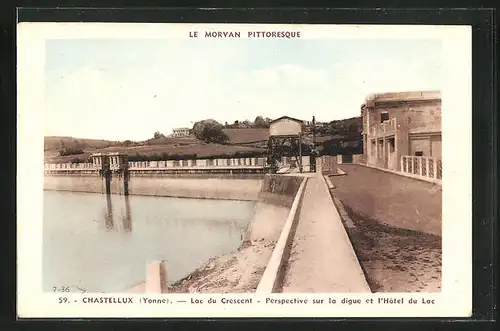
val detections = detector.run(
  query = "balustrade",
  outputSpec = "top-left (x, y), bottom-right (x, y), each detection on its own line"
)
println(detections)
top-left (45, 157), bottom-right (270, 173)
top-left (400, 155), bottom-right (442, 180)
top-left (370, 118), bottom-right (397, 137)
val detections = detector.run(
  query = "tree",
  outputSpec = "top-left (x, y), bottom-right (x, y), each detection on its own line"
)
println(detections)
top-left (59, 147), bottom-right (84, 156)
top-left (254, 116), bottom-right (268, 128)
top-left (153, 131), bottom-right (165, 139)
top-left (192, 119), bottom-right (229, 143)
top-left (321, 139), bottom-right (343, 155)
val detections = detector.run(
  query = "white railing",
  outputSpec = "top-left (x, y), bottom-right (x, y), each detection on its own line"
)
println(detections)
top-left (370, 118), bottom-right (397, 136)
top-left (126, 157), bottom-right (267, 169)
top-left (400, 155), bottom-right (442, 180)
top-left (44, 162), bottom-right (97, 170)
top-left (44, 157), bottom-right (268, 171)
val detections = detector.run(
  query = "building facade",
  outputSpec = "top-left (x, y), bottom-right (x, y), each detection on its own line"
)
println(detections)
top-left (171, 128), bottom-right (191, 137)
top-left (361, 91), bottom-right (442, 171)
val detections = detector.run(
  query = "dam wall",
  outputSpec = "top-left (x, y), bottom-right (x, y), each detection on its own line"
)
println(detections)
top-left (257, 174), bottom-right (304, 208)
top-left (44, 155), bottom-right (309, 202)
top-left (43, 173), bottom-right (304, 204)
top-left (44, 174), bottom-right (264, 201)
top-left (242, 174), bottom-right (305, 243)
top-left (44, 174), bottom-right (107, 195)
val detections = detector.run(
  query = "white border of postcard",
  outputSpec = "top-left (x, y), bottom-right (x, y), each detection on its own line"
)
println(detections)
top-left (17, 23), bottom-right (472, 318)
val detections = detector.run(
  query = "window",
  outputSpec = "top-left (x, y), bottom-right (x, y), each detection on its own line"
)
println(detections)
top-left (415, 151), bottom-right (423, 156)
top-left (389, 138), bottom-right (395, 153)
top-left (380, 111), bottom-right (389, 123)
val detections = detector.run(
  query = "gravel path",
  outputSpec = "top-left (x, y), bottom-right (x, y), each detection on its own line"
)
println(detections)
top-left (329, 164), bottom-right (442, 292)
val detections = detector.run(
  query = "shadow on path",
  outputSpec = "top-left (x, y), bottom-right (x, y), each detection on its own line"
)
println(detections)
top-left (338, 201), bottom-right (441, 292)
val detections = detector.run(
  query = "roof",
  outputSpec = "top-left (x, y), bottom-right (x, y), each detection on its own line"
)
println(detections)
top-left (361, 90), bottom-right (441, 109)
top-left (269, 116), bottom-right (304, 124)
top-left (172, 127), bottom-right (190, 131)
top-left (91, 152), bottom-right (127, 156)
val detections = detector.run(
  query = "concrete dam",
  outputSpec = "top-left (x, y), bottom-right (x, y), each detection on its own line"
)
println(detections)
top-left (43, 153), bottom-right (313, 201)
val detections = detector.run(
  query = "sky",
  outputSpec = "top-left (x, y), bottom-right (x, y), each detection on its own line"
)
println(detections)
top-left (44, 38), bottom-right (442, 141)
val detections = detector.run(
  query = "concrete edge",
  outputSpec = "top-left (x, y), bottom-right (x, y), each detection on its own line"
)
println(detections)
top-left (331, 196), bottom-right (356, 230)
top-left (336, 168), bottom-right (346, 175)
top-left (317, 174), bottom-right (372, 293)
top-left (256, 177), bottom-right (309, 293)
top-left (325, 168), bottom-right (346, 176)
top-left (323, 175), bottom-right (335, 189)
top-left (355, 163), bottom-right (442, 186)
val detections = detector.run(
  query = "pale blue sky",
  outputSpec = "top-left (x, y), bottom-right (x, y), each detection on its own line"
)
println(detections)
top-left (44, 38), bottom-right (441, 141)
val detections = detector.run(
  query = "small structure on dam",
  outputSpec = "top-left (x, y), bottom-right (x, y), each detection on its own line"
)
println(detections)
top-left (267, 116), bottom-right (304, 173)
top-left (91, 152), bottom-right (129, 195)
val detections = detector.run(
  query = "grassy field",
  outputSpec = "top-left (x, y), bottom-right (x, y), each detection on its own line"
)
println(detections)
top-left (222, 128), bottom-right (269, 145)
top-left (44, 136), bottom-right (120, 151)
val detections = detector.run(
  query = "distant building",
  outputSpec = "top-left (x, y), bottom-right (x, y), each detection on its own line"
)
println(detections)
top-left (361, 91), bottom-right (442, 171)
top-left (269, 116), bottom-right (303, 137)
top-left (171, 128), bottom-right (191, 137)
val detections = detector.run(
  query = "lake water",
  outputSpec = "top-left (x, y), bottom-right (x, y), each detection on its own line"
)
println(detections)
top-left (43, 190), bottom-right (256, 293)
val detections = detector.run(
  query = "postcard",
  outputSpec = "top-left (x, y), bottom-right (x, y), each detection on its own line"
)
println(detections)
top-left (17, 22), bottom-right (472, 318)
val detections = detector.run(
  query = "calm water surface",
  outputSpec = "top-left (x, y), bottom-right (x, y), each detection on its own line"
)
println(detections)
top-left (43, 190), bottom-right (255, 293)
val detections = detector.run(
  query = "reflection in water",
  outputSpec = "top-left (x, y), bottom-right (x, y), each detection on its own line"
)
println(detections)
top-left (123, 196), bottom-right (132, 232)
top-left (43, 191), bottom-right (255, 293)
top-left (104, 195), bottom-right (113, 230)
top-left (104, 195), bottom-right (132, 232)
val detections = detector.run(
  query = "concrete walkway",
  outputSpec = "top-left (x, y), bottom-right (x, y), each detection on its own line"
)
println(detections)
top-left (281, 174), bottom-right (371, 293)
